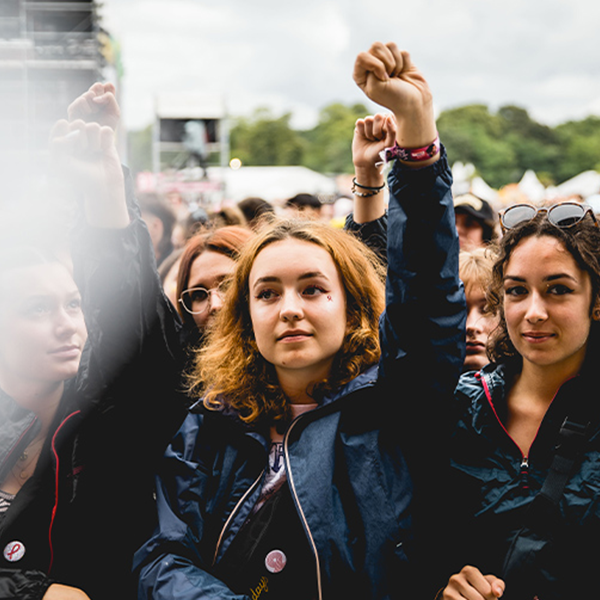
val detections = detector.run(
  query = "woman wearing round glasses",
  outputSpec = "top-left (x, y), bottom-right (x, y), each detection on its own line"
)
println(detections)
top-left (440, 201), bottom-right (600, 600)
top-left (177, 225), bottom-right (252, 333)
top-left (175, 226), bottom-right (254, 339)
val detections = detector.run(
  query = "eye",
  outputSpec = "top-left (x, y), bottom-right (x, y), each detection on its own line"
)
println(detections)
top-left (189, 289), bottom-right (209, 302)
top-left (67, 298), bottom-right (82, 312)
top-left (25, 300), bottom-right (52, 317)
top-left (217, 279), bottom-right (231, 294)
top-left (504, 285), bottom-right (527, 298)
top-left (302, 285), bottom-right (326, 297)
top-left (256, 288), bottom-right (279, 301)
top-left (547, 283), bottom-right (574, 296)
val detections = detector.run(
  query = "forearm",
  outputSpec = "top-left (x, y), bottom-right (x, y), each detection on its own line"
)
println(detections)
top-left (381, 146), bottom-right (465, 385)
top-left (352, 166), bottom-right (386, 224)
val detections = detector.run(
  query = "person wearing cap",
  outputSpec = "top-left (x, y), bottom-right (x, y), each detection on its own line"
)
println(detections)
top-left (453, 193), bottom-right (497, 250)
top-left (284, 193), bottom-right (323, 220)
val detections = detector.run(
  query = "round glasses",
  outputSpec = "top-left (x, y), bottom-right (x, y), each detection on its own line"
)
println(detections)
top-left (500, 202), bottom-right (598, 232)
top-left (178, 281), bottom-right (229, 315)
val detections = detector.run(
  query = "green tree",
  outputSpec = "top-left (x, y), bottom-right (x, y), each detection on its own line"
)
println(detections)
top-left (437, 104), bottom-right (520, 187)
top-left (302, 102), bottom-right (369, 174)
top-left (230, 108), bottom-right (306, 166)
top-left (555, 116), bottom-right (600, 182)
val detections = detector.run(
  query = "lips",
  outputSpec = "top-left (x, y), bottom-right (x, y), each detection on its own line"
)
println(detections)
top-left (49, 345), bottom-right (81, 358)
top-left (522, 331), bottom-right (555, 343)
top-left (277, 330), bottom-right (312, 342)
top-left (465, 340), bottom-right (485, 354)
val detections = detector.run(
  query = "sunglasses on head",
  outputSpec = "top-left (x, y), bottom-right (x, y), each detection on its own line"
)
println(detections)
top-left (500, 202), bottom-right (598, 232)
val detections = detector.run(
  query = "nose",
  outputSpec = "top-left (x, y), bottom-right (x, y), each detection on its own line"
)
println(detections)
top-left (466, 306), bottom-right (483, 334)
top-left (208, 289), bottom-right (225, 314)
top-left (55, 307), bottom-right (80, 338)
top-left (279, 290), bottom-right (304, 322)
top-left (524, 290), bottom-right (548, 323)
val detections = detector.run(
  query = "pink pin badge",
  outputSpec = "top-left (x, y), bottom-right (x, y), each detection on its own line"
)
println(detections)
top-left (265, 549), bottom-right (287, 573)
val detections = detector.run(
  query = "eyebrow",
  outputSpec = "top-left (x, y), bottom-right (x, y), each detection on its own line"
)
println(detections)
top-left (504, 273), bottom-right (578, 283)
top-left (23, 290), bottom-right (81, 302)
top-left (252, 271), bottom-right (327, 288)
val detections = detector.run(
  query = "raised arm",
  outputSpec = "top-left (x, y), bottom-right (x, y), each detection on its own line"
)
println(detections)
top-left (50, 82), bottom-right (128, 229)
top-left (353, 41), bottom-right (466, 599)
top-left (351, 113), bottom-right (396, 224)
top-left (353, 41), bottom-right (463, 402)
top-left (344, 113), bottom-right (395, 264)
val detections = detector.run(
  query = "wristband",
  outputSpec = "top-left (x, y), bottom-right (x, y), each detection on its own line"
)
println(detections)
top-left (377, 135), bottom-right (440, 167)
top-left (351, 178), bottom-right (385, 197)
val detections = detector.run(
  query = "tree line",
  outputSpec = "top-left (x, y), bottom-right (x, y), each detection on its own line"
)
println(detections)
top-left (128, 103), bottom-right (600, 190)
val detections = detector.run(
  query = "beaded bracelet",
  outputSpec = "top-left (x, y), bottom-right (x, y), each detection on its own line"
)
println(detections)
top-left (351, 178), bottom-right (385, 197)
top-left (377, 134), bottom-right (440, 169)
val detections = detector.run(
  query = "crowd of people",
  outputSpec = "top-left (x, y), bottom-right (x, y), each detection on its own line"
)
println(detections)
top-left (1, 39), bottom-right (599, 600)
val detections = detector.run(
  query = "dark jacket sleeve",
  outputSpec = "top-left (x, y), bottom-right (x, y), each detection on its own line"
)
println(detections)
top-left (133, 414), bottom-right (250, 600)
top-left (379, 147), bottom-right (465, 464)
top-left (378, 148), bottom-right (465, 595)
top-left (344, 211), bottom-right (388, 266)
top-left (0, 569), bottom-right (53, 600)
top-left (70, 167), bottom-right (188, 459)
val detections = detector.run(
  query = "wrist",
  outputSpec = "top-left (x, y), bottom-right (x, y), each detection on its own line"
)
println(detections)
top-left (379, 134), bottom-right (440, 170)
top-left (393, 107), bottom-right (436, 148)
top-left (353, 167), bottom-right (384, 188)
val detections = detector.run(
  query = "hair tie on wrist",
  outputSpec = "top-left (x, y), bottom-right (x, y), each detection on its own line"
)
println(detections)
top-left (351, 178), bottom-right (385, 197)
top-left (376, 135), bottom-right (440, 170)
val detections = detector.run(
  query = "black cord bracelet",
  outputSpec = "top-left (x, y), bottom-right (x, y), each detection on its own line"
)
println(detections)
top-left (352, 177), bottom-right (386, 191)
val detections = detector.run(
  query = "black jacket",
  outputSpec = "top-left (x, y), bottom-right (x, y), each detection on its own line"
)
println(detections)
top-left (448, 359), bottom-right (600, 600)
top-left (0, 174), bottom-right (188, 600)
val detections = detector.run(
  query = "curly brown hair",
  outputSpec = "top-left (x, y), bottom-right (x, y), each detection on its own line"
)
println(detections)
top-left (187, 218), bottom-right (386, 426)
top-left (486, 210), bottom-right (600, 365)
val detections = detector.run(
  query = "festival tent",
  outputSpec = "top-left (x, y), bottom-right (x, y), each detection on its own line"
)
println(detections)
top-left (206, 165), bottom-right (338, 204)
top-left (518, 170), bottom-right (546, 203)
top-left (554, 170), bottom-right (600, 199)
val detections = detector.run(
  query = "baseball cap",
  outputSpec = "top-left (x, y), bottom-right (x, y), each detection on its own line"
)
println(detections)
top-left (454, 193), bottom-right (496, 223)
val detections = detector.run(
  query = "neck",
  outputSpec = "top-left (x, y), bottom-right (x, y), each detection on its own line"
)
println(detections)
top-left (275, 354), bottom-right (337, 404)
top-left (515, 355), bottom-right (584, 408)
top-left (276, 371), bottom-right (325, 405)
top-left (0, 375), bottom-right (64, 430)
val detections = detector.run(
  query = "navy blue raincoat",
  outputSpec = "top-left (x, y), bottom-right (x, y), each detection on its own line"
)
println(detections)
top-left (134, 150), bottom-right (466, 600)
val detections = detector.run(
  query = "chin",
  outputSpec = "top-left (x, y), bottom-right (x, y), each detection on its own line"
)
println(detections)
top-left (462, 357), bottom-right (486, 373)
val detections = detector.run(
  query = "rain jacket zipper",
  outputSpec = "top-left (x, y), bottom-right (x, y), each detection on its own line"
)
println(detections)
top-left (284, 416), bottom-right (323, 600)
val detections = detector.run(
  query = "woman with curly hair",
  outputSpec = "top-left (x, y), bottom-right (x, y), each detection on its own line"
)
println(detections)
top-left (441, 202), bottom-right (600, 600)
top-left (135, 41), bottom-right (465, 600)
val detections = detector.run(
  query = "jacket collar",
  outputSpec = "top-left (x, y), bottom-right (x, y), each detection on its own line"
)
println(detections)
top-left (0, 389), bottom-right (41, 482)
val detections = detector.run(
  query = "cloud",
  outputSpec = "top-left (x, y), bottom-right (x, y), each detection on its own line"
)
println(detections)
top-left (101, 0), bottom-right (600, 131)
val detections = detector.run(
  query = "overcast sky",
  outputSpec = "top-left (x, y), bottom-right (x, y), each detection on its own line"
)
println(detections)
top-left (101, 0), bottom-right (600, 132)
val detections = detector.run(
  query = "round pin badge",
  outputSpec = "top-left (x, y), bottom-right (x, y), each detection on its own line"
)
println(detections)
top-left (265, 549), bottom-right (287, 573)
top-left (3, 541), bottom-right (25, 562)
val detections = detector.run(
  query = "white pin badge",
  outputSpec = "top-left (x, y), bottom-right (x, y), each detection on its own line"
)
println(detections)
top-left (4, 541), bottom-right (25, 562)
top-left (265, 549), bottom-right (287, 573)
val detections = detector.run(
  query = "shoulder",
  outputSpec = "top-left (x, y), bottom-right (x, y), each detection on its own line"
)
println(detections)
top-left (169, 401), bottom-right (266, 460)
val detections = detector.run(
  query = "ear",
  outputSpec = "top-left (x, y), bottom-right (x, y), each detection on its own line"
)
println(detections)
top-left (593, 297), bottom-right (600, 321)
